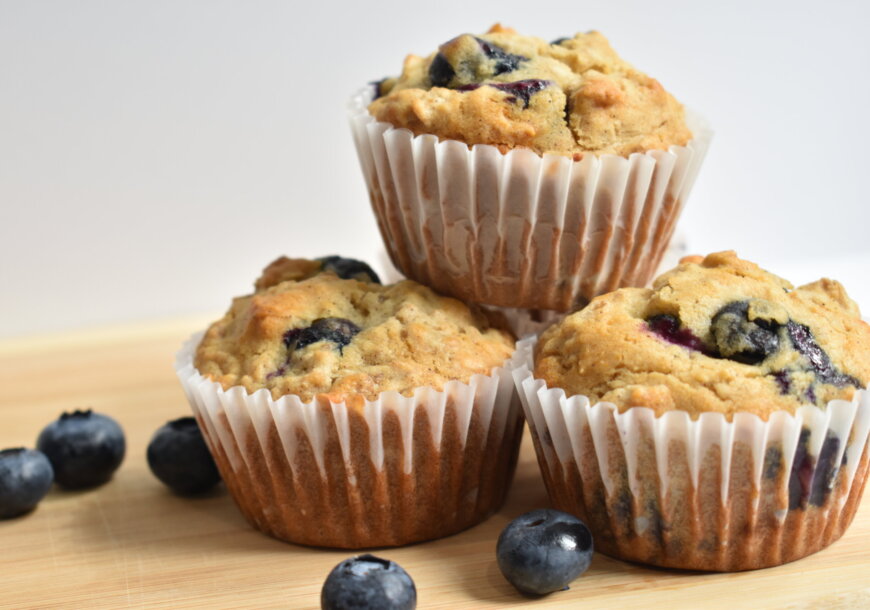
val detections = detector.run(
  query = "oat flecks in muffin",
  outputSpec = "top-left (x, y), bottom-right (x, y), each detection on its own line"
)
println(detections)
top-left (369, 24), bottom-right (692, 158)
top-left (196, 261), bottom-right (515, 403)
top-left (534, 251), bottom-right (870, 419)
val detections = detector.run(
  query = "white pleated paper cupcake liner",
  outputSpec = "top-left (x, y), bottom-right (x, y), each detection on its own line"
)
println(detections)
top-left (481, 232), bottom-right (690, 338)
top-left (510, 337), bottom-right (870, 571)
top-left (175, 332), bottom-right (524, 549)
top-left (348, 86), bottom-right (712, 311)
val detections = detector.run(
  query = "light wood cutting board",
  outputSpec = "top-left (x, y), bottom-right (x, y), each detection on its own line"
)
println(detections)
top-left (1, 319), bottom-right (868, 609)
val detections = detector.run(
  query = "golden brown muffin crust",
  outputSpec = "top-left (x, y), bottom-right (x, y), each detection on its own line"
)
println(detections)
top-left (534, 251), bottom-right (870, 419)
top-left (196, 261), bottom-right (515, 403)
top-left (369, 24), bottom-right (692, 158)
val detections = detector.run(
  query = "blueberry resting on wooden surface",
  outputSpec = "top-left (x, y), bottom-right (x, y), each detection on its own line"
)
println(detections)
top-left (36, 410), bottom-right (125, 489)
top-left (147, 417), bottom-right (221, 495)
top-left (321, 554), bottom-right (416, 610)
top-left (496, 509), bottom-right (593, 596)
top-left (0, 448), bottom-right (54, 519)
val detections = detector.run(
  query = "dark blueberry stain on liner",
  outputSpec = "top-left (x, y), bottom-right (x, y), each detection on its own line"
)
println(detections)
top-left (611, 487), bottom-right (633, 532)
top-left (788, 429), bottom-right (811, 510)
top-left (788, 429), bottom-right (842, 510)
top-left (763, 445), bottom-right (783, 480)
top-left (788, 428), bottom-right (840, 510)
top-left (809, 433), bottom-right (841, 507)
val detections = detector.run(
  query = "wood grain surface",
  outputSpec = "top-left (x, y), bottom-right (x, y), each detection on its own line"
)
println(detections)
top-left (1, 319), bottom-right (868, 609)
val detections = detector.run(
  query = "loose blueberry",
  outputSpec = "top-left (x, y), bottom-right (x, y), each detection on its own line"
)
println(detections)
top-left (0, 448), bottom-right (54, 519)
top-left (147, 417), bottom-right (221, 495)
top-left (428, 52), bottom-right (455, 88)
top-left (646, 314), bottom-right (711, 354)
top-left (321, 554), bottom-right (416, 610)
top-left (284, 318), bottom-right (361, 354)
top-left (551, 37), bottom-right (570, 45)
top-left (317, 255), bottom-right (381, 284)
top-left (36, 410), bottom-right (125, 489)
top-left (474, 37), bottom-right (526, 75)
top-left (496, 509), bottom-right (593, 596)
top-left (710, 301), bottom-right (780, 365)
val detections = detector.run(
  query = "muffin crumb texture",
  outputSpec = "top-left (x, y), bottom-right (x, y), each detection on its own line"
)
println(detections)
top-left (195, 259), bottom-right (514, 403)
top-left (369, 24), bottom-right (692, 157)
top-left (534, 251), bottom-right (870, 419)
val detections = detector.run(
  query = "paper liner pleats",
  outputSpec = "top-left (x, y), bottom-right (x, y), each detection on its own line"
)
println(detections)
top-left (511, 338), bottom-right (870, 571)
top-left (481, 232), bottom-right (689, 338)
top-left (349, 87), bottom-right (712, 311)
top-left (176, 333), bottom-right (524, 549)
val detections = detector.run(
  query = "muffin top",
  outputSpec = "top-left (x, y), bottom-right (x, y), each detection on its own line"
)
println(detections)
top-left (368, 24), bottom-right (691, 158)
top-left (196, 256), bottom-right (515, 404)
top-left (534, 251), bottom-right (870, 419)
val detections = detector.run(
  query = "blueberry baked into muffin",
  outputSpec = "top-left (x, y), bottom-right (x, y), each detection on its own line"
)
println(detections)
top-left (535, 251), bottom-right (869, 416)
top-left (350, 25), bottom-right (710, 311)
top-left (181, 256), bottom-right (523, 548)
top-left (517, 251), bottom-right (870, 570)
top-left (370, 23), bottom-right (692, 158)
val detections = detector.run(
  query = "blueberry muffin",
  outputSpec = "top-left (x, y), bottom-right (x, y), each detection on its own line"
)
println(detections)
top-left (535, 251), bottom-right (870, 417)
top-left (350, 25), bottom-right (710, 311)
top-left (197, 258), bottom-right (514, 403)
top-left (179, 256), bottom-right (523, 548)
top-left (370, 24), bottom-right (691, 158)
top-left (516, 252), bottom-right (870, 570)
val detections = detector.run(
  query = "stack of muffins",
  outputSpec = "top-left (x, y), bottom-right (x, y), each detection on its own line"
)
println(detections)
top-left (176, 25), bottom-right (869, 572)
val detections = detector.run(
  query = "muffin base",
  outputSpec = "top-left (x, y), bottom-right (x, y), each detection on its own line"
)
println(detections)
top-left (177, 334), bottom-right (524, 548)
top-left (512, 338), bottom-right (870, 571)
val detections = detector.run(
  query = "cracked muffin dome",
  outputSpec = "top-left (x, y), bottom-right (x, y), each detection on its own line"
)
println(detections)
top-left (369, 24), bottom-right (692, 158)
top-left (195, 256), bottom-right (515, 403)
top-left (534, 251), bottom-right (870, 419)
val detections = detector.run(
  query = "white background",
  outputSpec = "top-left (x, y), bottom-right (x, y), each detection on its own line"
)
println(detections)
top-left (1, 0), bottom-right (869, 339)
